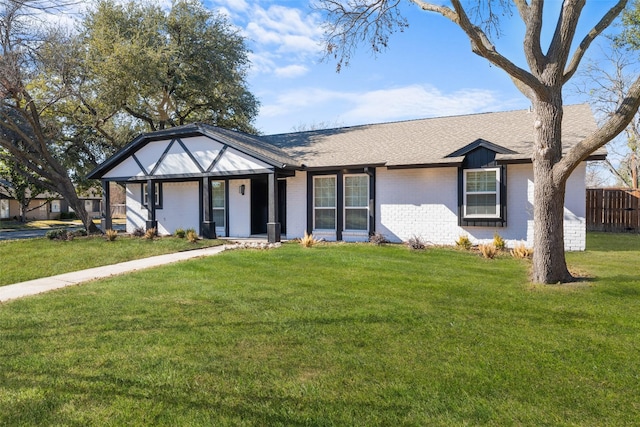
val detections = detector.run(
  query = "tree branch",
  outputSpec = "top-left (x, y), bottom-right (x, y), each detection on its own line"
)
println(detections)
top-left (555, 75), bottom-right (640, 183)
top-left (563, 0), bottom-right (627, 83)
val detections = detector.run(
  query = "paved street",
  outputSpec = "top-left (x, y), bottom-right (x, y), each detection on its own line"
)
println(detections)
top-left (0, 224), bottom-right (125, 241)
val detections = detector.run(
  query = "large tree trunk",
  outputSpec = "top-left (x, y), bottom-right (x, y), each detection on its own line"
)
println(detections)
top-left (531, 99), bottom-right (574, 284)
top-left (55, 179), bottom-right (101, 234)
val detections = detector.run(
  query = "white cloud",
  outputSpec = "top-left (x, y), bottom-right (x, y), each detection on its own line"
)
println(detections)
top-left (245, 5), bottom-right (323, 55)
top-left (209, 0), bottom-right (248, 13)
top-left (257, 84), bottom-right (523, 133)
top-left (274, 64), bottom-right (309, 78)
top-left (341, 85), bottom-right (509, 123)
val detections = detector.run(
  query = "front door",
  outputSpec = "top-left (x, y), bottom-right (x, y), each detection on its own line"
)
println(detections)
top-left (251, 177), bottom-right (268, 235)
top-left (278, 180), bottom-right (287, 235)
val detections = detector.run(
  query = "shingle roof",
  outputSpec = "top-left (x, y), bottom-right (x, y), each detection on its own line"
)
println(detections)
top-left (262, 103), bottom-right (602, 168)
top-left (88, 104), bottom-right (603, 180)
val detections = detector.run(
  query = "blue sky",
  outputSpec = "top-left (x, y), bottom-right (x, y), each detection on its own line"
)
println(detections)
top-left (205, 0), bottom-right (623, 136)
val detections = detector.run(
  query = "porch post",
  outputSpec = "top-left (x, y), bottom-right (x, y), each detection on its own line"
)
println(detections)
top-left (146, 179), bottom-right (157, 231)
top-left (201, 177), bottom-right (216, 239)
top-left (100, 180), bottom-right (112, 232)
top-left (267, 172), bottom-right (281, 243)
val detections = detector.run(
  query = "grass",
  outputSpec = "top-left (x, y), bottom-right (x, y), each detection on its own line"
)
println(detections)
top-left (0, 234), bottom-right (638, 425)
top-left (0, 236), bottom-right (224, 286)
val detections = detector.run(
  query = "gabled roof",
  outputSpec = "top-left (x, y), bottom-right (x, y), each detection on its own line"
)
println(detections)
top-left (88, 104), bottom-right (604, 180)
top-left (445, 139), bottom-right (517, 158)
top-left (263, 103), bottom-right (603, 168)
top-left (88, 123), bottom-right (301, 179)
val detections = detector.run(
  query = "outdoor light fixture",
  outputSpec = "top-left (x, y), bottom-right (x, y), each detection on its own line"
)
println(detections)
top-left (239, 184), bottom-right (245, 195)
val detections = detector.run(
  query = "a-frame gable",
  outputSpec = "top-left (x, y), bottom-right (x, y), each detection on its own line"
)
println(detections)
top-left (90, 125), bottom-right (299, 180)
top-left (445, 138), bottom-right (518, 159)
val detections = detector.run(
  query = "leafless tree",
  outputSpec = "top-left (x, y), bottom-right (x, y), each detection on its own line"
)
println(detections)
top-left (317, 0), bottom-right (640, 283)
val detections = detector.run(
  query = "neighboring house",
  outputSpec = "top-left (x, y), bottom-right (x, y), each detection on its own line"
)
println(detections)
top-left (0, 183), bottom-right (102, 221)
top-left (88, 104), bottom-right (604, 250)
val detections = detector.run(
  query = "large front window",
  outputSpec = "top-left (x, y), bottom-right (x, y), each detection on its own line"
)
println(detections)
top-left (344, 175), bottom-right (369, 230)
top-left (211, 180), bottom-right (225, 227)
top-left (464, 168), bottom-right (499, 217)
top-left (314, 176), bottom-right (336, 230)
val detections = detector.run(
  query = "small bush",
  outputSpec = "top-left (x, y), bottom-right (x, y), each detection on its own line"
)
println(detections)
top-left (369, 232), bottom-right (389, 245)
top-left (186, 230), bottom-right (199, 243)
top-left (132, 227), bottom-right (145, 237)
top-left (511, 242), bottom-right (533, 259)
top-left (105, 229), bottom-right (118, 241)
top-left (175, 228), bottom-right (186, 238)
top-left (455, 235), bottom-right (472, 250)
top-left (300, 231), bottom-right (318, 248)
top-left (406, 235), bottom-right (426, 250)
top-left (73, 229), bottom-right (87, 237)
top-left (493, 233), bottom-right (506, 251)
top-left (479, 243), bottom-right (497, 259)
top-left (185, 228), bottom-right (196, 236)
top-left (45, 229), bottom-right (72, 241)
top-left (144, 227), bottom-right (157, 240)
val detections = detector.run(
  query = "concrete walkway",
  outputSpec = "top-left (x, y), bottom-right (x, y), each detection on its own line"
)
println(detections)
top-left (0, 245), bottom-right (229, 303)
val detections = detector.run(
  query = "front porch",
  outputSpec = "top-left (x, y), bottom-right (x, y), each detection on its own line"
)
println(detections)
top-left (89, 123), bottom-right (300, 244)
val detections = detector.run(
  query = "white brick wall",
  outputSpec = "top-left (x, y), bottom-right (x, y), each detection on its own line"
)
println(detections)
top-left (124, 162), bottom-right (587, 251)
top-left (284, 171), bottom-right (307, 239)
top-left (375, 163), bottom-right (587, 251)
top-left (126, 181), bottom-right (199, 235)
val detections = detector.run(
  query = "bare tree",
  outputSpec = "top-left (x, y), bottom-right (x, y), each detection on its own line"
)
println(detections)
top-left (577, 40), bottom-right (640, 188)
top-left (317, 0), bottom-right (640, 284)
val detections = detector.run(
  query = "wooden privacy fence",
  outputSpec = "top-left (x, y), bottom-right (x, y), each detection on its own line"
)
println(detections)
top-left (586, 188), bottom-right (640, 232)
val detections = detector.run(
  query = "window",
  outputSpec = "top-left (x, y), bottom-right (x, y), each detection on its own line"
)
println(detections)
top-left (463, 168), bottom-right (500, 218)
top-left (344, 174), bottom-right (369, 230)
top-left (50, 200), bottom-right (61, 213)
top-left (211, 180), bottom-right (225, 227)
top-left (142, 182), bottom-right (162, 208)
top-left (0, 199), bottom-right (8, 219)
top-left (313, 176), bottom-right (336, 230)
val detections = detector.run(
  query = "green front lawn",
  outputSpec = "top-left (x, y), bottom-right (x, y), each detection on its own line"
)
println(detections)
top-left (0, 234), bottom-right (639, 425)
top-left (0, 236), bottom-right (224, 286)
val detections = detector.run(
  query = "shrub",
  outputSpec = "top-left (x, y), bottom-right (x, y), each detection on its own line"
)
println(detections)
top-left (73, 229), bottom-right (88, 237)
top-left (186, 230), bottom-right (199, 243)
top-left (132, 227), bottom-right (145, 237)
top-left (511, 242), bottom-right (534, 259)
top-left (479, 243), bottom-right (497, 259)
top-left (144, 227), bottom-right (157, 240)
top-left (175, 228), bottom-right (186, 238)
top-left (105, 229), bottom-right (118, 241)
top-left (300, 231), bottom-right (318, 248)
top-left (455, 234), bottom-right (472, 250)
top-left (45, 229), bottom-right (72, 241)
top-left (406, 235), bottom-right (426, 250)
top-left (185, 228), bottom-right (196, 236)
top-left (369, 232), bottom-right (389, 245)
top-left (493, 233), bottom-right (506, 251)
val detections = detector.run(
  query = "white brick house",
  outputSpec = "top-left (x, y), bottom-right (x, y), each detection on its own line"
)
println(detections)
top-left (88, 104), bottom-right (603, 250)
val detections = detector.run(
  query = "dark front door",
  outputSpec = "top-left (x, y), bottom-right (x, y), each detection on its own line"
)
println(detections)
top-left (278, 179), bottom-right (287, 235)
top-left (251, 177), bottom-right (268, 234)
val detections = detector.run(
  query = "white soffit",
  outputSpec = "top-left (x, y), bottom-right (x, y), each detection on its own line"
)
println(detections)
top-left (182, 136), bottom-right (223, 170)
top-left (136, 140), bottom-right (171, 174)
top-left (212, 147), bottom-right (271, 173)
top-left (154, 141), bottom-right (201, 175)
top-left (102, 157), bottom-right (145, 179)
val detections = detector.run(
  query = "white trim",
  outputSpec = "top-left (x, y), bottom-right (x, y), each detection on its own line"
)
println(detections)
top-left (313, 175), bottom-right (337, 231)
top-left (463, 168), bottom-right (500, 218)
top-left (211, 180), bottom-right (226, 228)
top-left (343, 173), bottom-right (369, 232)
